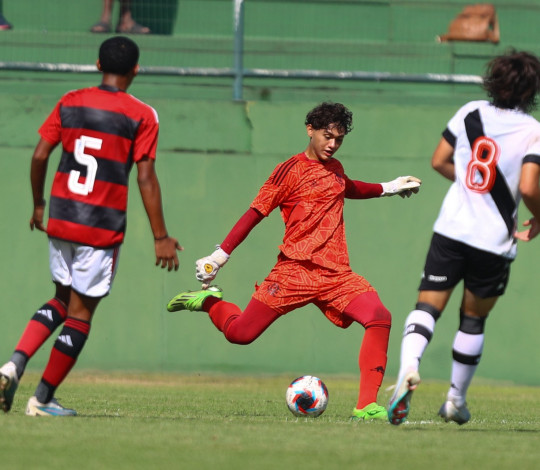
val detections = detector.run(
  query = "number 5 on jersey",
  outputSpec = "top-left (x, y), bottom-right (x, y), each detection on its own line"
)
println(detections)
top-left (68, 135), bottom-right (101, 196)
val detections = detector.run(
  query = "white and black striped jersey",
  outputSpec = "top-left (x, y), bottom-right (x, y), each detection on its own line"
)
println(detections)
top-left (433, 100), bottom-right (540, 258)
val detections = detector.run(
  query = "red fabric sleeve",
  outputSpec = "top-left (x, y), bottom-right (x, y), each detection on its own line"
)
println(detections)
top-left (38, 100), bottom-right (62, 145)
top-left (131, 105), bottom-right (159, 162)
top-left (345, 178), bottom-right (383, 199)
top-left (220, 207), bottom-right (264, 255)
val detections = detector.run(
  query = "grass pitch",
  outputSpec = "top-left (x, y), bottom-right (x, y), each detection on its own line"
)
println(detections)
top-left (1, 372), bottom-right (538, 470)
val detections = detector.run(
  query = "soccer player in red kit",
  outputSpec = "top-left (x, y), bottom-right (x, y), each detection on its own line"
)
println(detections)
top-left (0, 36), bottom-right (181, 416)
top-left (168, 102), bottom-right (421, 420)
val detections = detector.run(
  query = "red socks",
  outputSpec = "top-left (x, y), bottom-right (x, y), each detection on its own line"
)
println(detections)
top-left (207, 299), bottom-right (241, 334)
top-left (15, 298), bottom-right (67, 359)
top-left (41, 317), bottom-right (90, 398)
top-left (357, 325), bottom-right (390, 409)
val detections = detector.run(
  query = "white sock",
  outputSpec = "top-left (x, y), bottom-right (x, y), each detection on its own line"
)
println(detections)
top-left (397, 309), bottom-right (436, 382)
top-left (448, 330), bottom-right (484, 406)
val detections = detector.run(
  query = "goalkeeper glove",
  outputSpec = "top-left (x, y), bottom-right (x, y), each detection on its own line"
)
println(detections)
top-left (381, 176), bottom-right (421, 198)
top-left (196, 246), bottom-right (230, 284)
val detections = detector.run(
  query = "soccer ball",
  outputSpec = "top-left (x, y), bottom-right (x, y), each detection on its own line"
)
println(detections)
top-left (286, 375), bottom-right (328, 418)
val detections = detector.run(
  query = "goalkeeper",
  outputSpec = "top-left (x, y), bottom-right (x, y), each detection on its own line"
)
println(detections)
top-left (168, 102), bottom-right (421, 420)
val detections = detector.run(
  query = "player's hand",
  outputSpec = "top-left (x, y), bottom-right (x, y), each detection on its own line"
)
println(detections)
top-left (381, 176), bottom-right (422, 198)
top-left (514, 218), bottom-right (540, 242)
top-left (196, 246), bottom-right (230, 284)
top-left (29, 201), bottom-right (46, 232)
top-left (155, 236), bottom-right (183, 271)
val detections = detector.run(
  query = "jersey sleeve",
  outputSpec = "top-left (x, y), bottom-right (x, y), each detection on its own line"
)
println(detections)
top-left (344, 176), bottom-right (383, 199)
top-left (132, 106), bottom-right (159, 162)
top-left (444, 101), bottom-right (489, 148)
top-left (38, 100), bottom-right (63, 145)
top-left (522, 133), bottom-right (540, 164)
top-left (250, 159), bottom-right (299, 216)
top-left (442, 127), bottom-right (456, 147)
top-left (220, 207), bottom-right (264, 254)
top-left (523, 154), bottom-right (540, 165)
top-left (442, 109), bottom-right (462, 148)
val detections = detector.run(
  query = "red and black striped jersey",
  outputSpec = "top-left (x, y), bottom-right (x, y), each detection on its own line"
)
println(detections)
top-left (39, 85), bottom-right (159, 248)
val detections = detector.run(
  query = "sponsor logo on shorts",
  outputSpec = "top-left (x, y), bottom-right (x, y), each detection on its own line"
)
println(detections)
top-left (267, 283), bottom-right (280, 296)
top-left (428, 274), bottom-right (448, 282)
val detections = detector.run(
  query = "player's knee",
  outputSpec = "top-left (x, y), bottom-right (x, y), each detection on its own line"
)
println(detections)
top-left (222, 317), bottom-right (259, 345)
top-left (459, 310), bottom-right (486, 334)
top-left (363, 303), bottom-right (392, 329)
top-left (223, 326), bottom-right (257, 345)
top-left (345, 291), bottom-right (392, 328)
top-left (415, 301), bottom-right (442, 321)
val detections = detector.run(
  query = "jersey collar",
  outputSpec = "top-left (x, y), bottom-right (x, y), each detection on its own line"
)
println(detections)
top-left (98, 84), bottom-right (124, 93)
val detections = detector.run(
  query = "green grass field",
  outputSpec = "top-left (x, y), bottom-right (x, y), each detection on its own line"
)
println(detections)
top-left (1, 372), bottom-right (538, 470)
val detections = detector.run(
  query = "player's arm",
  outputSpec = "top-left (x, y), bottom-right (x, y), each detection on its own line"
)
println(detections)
top-left (196, 160), bottom-right (293, 285)
top-left (195, 208), bottom-right (264, 286)
top-left (345, 179), bottom-right (383, 199)
top-left (29, 138), bottom-right (57, 232)
top-left (346, 176), bottom-right (421, 199)
top-left (136, 156), bottom-right (182, 271)
top-left (431, 136), bottom-right (455, 181)
top-left (221, 207), bottom-right (264, 254)
top-left (515, 160), bottom-right (540, 241)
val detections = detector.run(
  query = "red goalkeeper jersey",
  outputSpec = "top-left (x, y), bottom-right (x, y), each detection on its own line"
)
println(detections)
top-left (251, 152), bottom-right (376, 271)
top-left (39, 85), bottom-right (159, 248)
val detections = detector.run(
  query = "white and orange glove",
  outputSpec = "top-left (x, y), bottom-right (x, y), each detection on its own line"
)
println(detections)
top-left (196, 246), bottom-right (230, 287)
top-left (381, 176), bottom-right (422, 198)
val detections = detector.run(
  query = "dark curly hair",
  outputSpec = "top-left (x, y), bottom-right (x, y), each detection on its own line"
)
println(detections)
top-left (483, 50), bottom-right (540, 113)
top-left (305, 102), bottom-right (353, 134)
top-left (99, 36), bottom-right (139, 76)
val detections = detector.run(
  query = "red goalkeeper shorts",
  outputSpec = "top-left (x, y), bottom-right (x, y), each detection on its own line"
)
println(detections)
top-left (252, 255), bottom-right (375, 328)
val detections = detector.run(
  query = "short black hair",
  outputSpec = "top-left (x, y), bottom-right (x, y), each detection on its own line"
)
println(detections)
top-left (483, 50), bottom-right (540, 113)
top-left (305, 102), bottom-right (353, 134)
top-left (99, 36), bottom-right (139, 76)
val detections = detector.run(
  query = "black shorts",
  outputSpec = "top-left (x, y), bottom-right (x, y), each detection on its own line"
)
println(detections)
top-left (418, 232), bottom-right (512, 298)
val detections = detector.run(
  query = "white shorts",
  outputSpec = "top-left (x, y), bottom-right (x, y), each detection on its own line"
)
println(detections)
top-left (49, 238), bottom-right (120, 297)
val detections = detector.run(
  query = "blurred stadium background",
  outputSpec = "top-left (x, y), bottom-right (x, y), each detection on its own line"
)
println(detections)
top-left (0, 0), bottom-right (539, 386)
